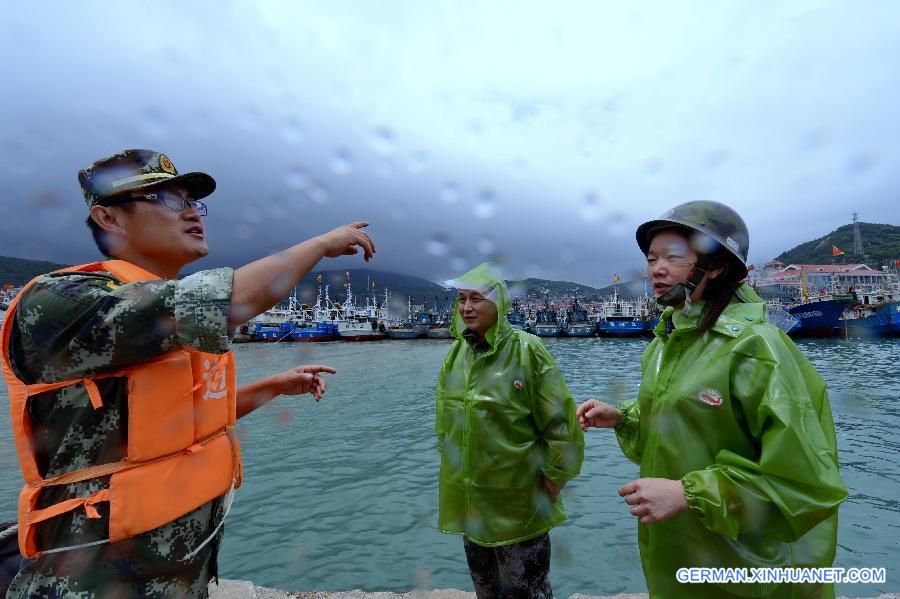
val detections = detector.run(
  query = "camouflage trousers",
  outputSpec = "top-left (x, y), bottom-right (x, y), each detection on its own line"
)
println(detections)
top-left (463, 534), bottom-right (552, 599)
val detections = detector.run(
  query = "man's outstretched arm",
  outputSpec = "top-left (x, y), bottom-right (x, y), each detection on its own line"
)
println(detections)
top-left (229, 222), bottom-right (375, 327)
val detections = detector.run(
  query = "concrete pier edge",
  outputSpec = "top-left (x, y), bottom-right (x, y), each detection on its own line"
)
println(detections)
top-left (209, 580), bottom-right (898, 599)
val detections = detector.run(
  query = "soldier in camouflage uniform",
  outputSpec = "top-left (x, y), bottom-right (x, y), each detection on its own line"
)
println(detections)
top-left (4, 149), bottom-right (376, 598)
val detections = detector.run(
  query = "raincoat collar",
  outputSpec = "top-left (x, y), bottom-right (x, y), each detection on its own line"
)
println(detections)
top-left (653, 283), bottom-right (767, 341)
top-left (447, 263), bottom-right (513, 358)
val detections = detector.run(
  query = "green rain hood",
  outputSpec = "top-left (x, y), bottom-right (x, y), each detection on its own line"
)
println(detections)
top-left (435, 263), bottom-right (584, 546)
top-left (616, 284), bottom-right (847, 598)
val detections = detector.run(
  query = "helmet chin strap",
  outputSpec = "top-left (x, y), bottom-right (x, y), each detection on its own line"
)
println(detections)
top-left (656, 264), bottom-right (708, 315)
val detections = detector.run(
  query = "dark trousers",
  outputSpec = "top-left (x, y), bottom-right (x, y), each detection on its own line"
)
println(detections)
top-left (463, 534), bottom-right (553, 599)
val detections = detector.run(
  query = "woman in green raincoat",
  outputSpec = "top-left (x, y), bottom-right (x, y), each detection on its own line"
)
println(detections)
top-left (577, 201), bottom-right (847, 598)
top-left (436, 263), bottom-right (584, 599)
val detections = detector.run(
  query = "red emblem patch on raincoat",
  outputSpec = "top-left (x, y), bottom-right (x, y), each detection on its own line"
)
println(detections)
top-left (698, 389), bottom-right (723, 406)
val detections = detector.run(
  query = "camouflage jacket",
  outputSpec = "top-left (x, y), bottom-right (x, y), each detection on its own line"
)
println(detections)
top-left (5, 266), bottom-right (233, 599)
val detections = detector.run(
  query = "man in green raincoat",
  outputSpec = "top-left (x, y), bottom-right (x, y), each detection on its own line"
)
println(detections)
top-left (578, 201), bottom-right (847, 598)
top-left (436, 263), bottom-right (584, 598)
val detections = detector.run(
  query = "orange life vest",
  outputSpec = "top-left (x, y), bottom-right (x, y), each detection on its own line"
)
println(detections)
top-left (0, 260), bottom-right (242, 559)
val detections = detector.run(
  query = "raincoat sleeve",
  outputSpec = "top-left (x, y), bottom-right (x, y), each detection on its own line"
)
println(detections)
top-left (681, 336), bottom-right (847, 542)
top-left (615, 340), bottom-right (654, 464)
top-left (531, 346), bottom-right (584, 487)
top-left (614, 401), bottom-right (642, 465)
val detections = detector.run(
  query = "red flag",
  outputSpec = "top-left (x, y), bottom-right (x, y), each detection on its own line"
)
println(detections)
top-left (831, 245), bottom-right (844, 256)
top-left (895, 259), bottom-right (900, 267)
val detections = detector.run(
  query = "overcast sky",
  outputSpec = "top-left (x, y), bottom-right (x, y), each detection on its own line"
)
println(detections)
top-left (2, 1), bottom-right (898, 286)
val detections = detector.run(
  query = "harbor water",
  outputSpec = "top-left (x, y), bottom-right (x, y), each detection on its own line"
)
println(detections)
top-left (0, 337), bottom-right (898, 597)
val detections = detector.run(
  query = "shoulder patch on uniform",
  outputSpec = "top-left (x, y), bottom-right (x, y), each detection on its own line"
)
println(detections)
top-left (698, 389), bottom-right (723, 406)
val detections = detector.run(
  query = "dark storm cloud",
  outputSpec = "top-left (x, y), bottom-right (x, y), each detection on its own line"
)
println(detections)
top-left (1, 1), bottom-right (899, 286)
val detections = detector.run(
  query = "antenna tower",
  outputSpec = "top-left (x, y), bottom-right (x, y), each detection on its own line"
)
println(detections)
top-left (852, 212), bottom-right (864, 255)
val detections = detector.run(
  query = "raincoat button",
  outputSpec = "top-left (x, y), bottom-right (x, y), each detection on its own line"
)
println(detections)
top-left (731, 325), bottom-right (741, 332)
top-left (745, 316), bottom-right (754, 321)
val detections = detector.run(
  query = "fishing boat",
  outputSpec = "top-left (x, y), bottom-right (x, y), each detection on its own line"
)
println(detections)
top-left (248, 304), bottom-right (296, 341)
top-left (337, 318), bottom-right (387, 341)
top-left (563, 290), bottom-right (595, 337)
top-left (597, 283), bottom-right (645, 337)
top-left (787, 299), bottom-right (852, 338)
top-left (388, 321), bottom-right (420, 339)
top-left (253, 322), bottom-right (283, 341)
top-left (286, 321), bottom-right (340, 341)
top-left (426, 323), bottom-right (452, 339)
top-left (388, 298), bottom-right (423, 339)
top-left (333, 274), bottom-right (389, 341)
top-left (411, 302), bottom-right (433, 337)
top-left (758, 268), bottom-right (854, 338)
top-left (532, 291), bottom-right (561, 337)
top-left (837, 267), bottom-right (900, 338)
top-left (507, 300), bottom-right (527, 331)
top-left (425, 296), bottom-right (453, 339)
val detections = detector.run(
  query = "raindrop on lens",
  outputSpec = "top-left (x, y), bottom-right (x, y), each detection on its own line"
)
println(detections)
top-left (371, 126), bottom-right (395, 156)
top-left (440, 182), bottom-right (460, 204)
top-left (846, 152), bottom-right (877, 174)
top-left (412, 568), bottom-right (432, 591)
top-left (706, 149), bottom-right (729, 169)
top-left (285, 165), bottom-right (310, 191)
top-left (449, 253), bottom-right (467, 273)
top-left (306, 183), bottom-right (329, 205)
top-left (242, 205), bottom-right (263, 224)
top-left (800, 128), bottom-right (829, 151)
top-left (375, 158), bottom-right (394, 178)
top-left (281, 118), bottom-right (303, 144)
top-left (330, 148), bottom-right (353, 175)
top-left (476, 237), bottom-right (494, 255)
top-left (388, 200), bottom-right (406, 221)
top-left (241, 106), bottom-right (263, 132)
top-left (473, 188), bottom-right (496, 219)
top-left (269, 273), bottom-right (293, 297)
top-left (235, 224), bottom-right (254, 240)
top-left (644, 158), bottom-right (663, 175)
top-left (511, 156), bottom-right (528, 177)
top-left (408, 150), bottom-right (430, 173)
top-left (690, 231), bottom-right (719, 254)
top-left (424, 235), bottom-right (450, 257)
top-left (264, 199), bottom-right (287, 219)
top-left (607, 212), bottom-right (628, 237)
top-left (276, 408), bottom-right (295, 427)
top-left (579, 192), bottom-right (601, 221)
top-left (139, 106), bottom-right (168, 139)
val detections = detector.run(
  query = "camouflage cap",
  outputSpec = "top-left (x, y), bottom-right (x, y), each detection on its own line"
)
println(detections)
top-left (78, 149), bottom-right (216, 207)
top-left (636, 200), bottom-right (750, 278)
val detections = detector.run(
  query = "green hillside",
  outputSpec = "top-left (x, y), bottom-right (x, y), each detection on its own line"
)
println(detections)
top-left (0, 255), bottom-right (70, 286)
top-left (506, 278), bottom-right (630, 301)
top-left (775, 222), bottom-right (900, 267)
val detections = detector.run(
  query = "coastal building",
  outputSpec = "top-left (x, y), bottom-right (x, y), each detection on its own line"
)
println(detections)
top-left (757, 263), bottom-right (888, 294)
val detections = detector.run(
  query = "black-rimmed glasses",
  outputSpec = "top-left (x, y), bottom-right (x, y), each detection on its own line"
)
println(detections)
top-left (113, 191), bottom-right (208, 216)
